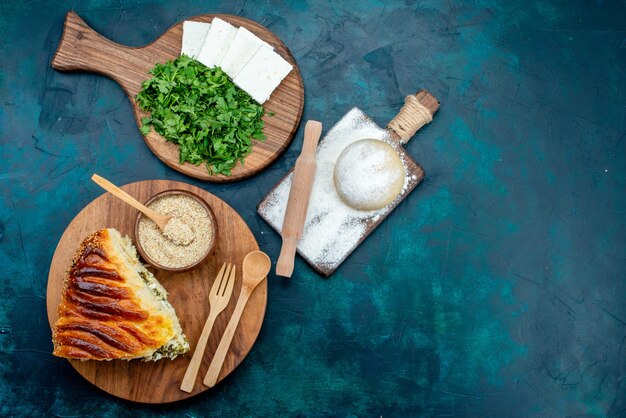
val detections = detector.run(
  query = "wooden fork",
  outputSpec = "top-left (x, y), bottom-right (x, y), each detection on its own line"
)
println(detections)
top-left (180, 263), bottom-right (236, 393)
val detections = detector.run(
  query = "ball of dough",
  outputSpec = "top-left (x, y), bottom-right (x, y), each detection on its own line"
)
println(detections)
top-left (333, 138), bottom-right (405, 211)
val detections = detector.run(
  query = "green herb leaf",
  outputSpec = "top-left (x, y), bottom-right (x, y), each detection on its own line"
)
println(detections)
top-left (135, 55), bottom-right (267, 176)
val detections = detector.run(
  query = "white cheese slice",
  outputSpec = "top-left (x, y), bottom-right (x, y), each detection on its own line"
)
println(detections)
top-left (181, 21), bottom-right (211, 59)
top-left (196, 17), bottom-right (238, 68)
top-left (234, 44), bottom-right (293, 104)
top-left (220, 27), bottom-right (273, 78)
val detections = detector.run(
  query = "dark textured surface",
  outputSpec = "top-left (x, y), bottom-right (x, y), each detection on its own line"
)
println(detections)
top-left (1, 0), bottom-right (625, 416)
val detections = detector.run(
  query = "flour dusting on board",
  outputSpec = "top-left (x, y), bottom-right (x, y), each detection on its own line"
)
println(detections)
top-left (260, 108), bottom-right (414, 271)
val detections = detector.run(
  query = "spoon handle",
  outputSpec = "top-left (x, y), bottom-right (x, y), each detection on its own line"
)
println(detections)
top-left (91, 174), bottom-right (163, 221)
top-left (202, 290), bottom-right (251, 388)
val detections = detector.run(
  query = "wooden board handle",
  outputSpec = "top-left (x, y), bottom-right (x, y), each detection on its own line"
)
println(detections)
top-left (51, 12), bottom-right (144, 95)
top-left (387, 89), bottom-right (440, 145)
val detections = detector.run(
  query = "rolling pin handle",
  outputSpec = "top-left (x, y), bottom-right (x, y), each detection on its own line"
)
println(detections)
top-left (276, 237), bottom-right (298, 278)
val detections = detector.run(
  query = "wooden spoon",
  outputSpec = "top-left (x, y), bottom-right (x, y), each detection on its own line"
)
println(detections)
top-left (202, 251), bottom-right (271, 388)
top-left (91, 174), bottom-right (171, 231)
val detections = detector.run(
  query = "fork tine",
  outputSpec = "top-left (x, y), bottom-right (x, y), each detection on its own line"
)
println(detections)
top-left (222, 264), bottom-right (236, 297)
top-left (216, 264), bottom-right (232, 295)
top-left (212, 263), bottom-right (227, 294)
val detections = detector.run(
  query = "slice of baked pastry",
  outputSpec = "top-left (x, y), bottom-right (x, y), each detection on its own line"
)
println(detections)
top-left (52, 228), bottom-right (189, 361)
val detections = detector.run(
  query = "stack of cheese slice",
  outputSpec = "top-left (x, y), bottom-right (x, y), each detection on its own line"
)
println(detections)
top-left (181, 18), bottom-right (293, 104)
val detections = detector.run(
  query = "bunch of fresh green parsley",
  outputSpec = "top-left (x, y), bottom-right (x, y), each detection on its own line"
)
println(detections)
top-left (136, 55), bottom-right (266, 176)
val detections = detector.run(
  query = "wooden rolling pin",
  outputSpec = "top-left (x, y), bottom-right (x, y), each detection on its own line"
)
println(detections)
top-left (276, 120), bottom-right (323, 277)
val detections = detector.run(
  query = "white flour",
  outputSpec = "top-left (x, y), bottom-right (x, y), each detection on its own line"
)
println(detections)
top-left (260, 108), bottom-right (414, 271)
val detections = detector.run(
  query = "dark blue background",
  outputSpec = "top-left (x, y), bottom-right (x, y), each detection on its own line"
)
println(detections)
top-left (1, 0), bottom-right (625, 416)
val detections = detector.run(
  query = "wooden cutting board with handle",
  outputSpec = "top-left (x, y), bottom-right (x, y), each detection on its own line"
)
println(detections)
top-left (51, 12), bottom-right (304, 182)
top-left (257, 90), bottom-right (439, 276)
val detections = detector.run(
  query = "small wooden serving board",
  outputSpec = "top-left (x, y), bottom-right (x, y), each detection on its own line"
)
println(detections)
top-left (51, 12), bottom-right (304, 182)
top-left (46, 180), bottom-right (267, 403)
top-left (258, 91), bottom-right (439, 277)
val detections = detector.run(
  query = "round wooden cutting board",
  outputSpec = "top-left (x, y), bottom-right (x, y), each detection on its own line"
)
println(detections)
top-left (51, 12), bottom-right (304, 182)
top-left (46, 180), bottom-right (267, 403)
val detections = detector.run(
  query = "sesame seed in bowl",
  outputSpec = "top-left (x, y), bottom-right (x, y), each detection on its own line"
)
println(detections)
top-left (134, 190), bottom-right (217, 272)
